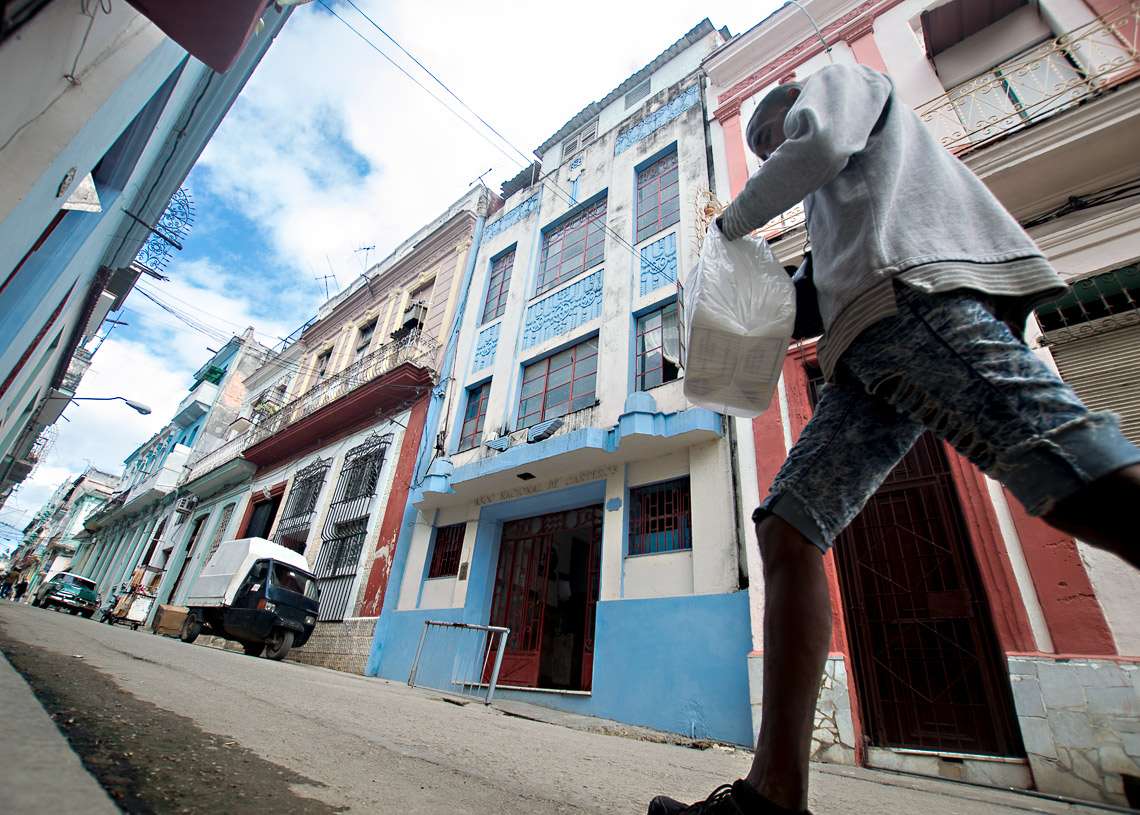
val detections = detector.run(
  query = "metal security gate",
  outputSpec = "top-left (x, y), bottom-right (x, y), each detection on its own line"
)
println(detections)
top-left (833, 433), bottom-right (1023, 756)
top-left (313, 434), bottom-right (391, 621)
top-left (1048, 323), bottom-right (1140, 446)
top-left (488, 506), bottom-right (602, 691)
top-left (275, 458), bottom-right (331, 553)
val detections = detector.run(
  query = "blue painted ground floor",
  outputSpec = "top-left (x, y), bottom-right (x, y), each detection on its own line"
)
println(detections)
top-left (365, 471), bottom-right (753, 746)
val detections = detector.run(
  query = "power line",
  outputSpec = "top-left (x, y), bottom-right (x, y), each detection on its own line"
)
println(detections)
top-left (315, 0), bottom-right (526, 171)
top-left (312, 2), bottom-right (672, 278)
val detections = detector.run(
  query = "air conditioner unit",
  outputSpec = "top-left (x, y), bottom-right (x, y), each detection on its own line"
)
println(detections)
top-left (173, 495), bottom-right (198, 517)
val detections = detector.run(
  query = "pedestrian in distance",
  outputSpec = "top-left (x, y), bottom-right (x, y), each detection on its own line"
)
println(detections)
top-left (13, 578), bottom-right (29, 603)
top-left (650, 63), bottom-right (1140, 815)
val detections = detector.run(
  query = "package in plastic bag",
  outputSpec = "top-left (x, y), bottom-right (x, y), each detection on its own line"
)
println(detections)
top-left (682, 222), bottom-right (795, 417)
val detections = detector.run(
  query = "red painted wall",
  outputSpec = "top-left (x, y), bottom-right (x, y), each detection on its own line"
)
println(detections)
top-left (357, 395), bottom-right (430, 617)
top-left (1002, 490), bottom-right (1116, 655)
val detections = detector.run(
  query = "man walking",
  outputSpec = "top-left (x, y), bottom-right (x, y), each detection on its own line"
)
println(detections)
top-left (651, 63), bottom-right (1140, 815)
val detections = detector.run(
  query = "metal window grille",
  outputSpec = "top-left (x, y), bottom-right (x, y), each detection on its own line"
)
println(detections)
top-left (273, 458), bottom-right (331, 552)
top-left (628, 477), bottom-right (692, 555)
top-left (313, 434), bottom-right (392, 621)
top-left (1036, 264), bottom-right (1140, 333)
top-left (481, 251), bottom-right (514, 324)
top-left (517, 338), bottom-right (598, 430)
top-left (459, 382), bottom-right (491, 451)
top-left (427, 524), bottom-right (465, 579)
top-left (537, 198), bottom-right (607, 295)
top-left (201, 504), bottom-right (235, 566)
top-left (635, 152), bottom-right (680, 243)
top-left (636, 302), bottom-right (683, 390)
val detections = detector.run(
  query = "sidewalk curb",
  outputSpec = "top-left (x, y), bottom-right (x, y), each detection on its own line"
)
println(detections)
top-left (0, 651), bottom-right (119, 813)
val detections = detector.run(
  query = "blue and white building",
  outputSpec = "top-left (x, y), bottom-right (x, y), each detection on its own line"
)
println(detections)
top-left (369, 20), bottom-right (761, 746)
top-left (0, 1), bottom-right (293, 502)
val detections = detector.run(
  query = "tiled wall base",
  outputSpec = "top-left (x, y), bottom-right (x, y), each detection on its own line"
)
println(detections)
top-left (866, 747), bottom-right (1032, 788)
top-left (1008, 656), bottom-right (1140, 806)
top-left (748, 654), bottom-right (858, 765)
top-left (286, 617), bottom-right (377, 675)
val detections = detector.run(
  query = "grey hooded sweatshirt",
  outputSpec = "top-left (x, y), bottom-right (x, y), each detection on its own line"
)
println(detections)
top-left (720, 63), bottom-right (1065, 378)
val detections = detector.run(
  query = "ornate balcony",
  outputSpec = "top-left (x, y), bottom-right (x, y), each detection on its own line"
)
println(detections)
top-left (916, 0), bottom-right (1140, 154)
top-left (242, 330), bottom-right (439, 466)
top-left (183, 433), bottom-right (252, 484)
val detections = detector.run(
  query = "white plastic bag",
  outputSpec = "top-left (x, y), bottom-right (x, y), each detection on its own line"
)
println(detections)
top-left (682, 222), bottom-right (795, 417)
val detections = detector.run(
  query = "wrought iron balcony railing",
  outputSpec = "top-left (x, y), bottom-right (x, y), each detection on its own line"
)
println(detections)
top-left (183, 433), bottom-right (251, 484)
top-left (244, 330), bottom-right (439, 451)
top-left (917, 0), bottom-right (1140, 154)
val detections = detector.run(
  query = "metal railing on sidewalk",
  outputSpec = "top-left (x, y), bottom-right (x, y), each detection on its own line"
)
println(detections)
top-left (407, 621), bottom-right (509, 705)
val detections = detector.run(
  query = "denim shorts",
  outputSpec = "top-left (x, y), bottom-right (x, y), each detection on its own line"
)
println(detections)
top-left (760, 283), bottom-right (1140, 552)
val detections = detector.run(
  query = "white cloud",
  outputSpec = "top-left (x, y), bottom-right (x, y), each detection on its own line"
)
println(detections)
top-left (1, 0), bottom-right (773, 529)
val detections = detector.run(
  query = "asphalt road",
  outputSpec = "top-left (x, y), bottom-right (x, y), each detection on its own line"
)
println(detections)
top-left (0, 602), bottom-right (1110, 814)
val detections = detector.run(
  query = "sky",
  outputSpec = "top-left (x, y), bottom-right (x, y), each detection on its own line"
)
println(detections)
top-left (0, 0), bottom-right (774, 532)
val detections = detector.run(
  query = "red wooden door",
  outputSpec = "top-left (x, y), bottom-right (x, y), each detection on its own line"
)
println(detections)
top-left (487, 506), bottom-right (602, 690)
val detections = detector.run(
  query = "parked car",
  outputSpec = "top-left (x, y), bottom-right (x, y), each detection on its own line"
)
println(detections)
top-left (32, 572), bottom-right (100, 617)
top-left (180, 538), bottom-right (320, 660)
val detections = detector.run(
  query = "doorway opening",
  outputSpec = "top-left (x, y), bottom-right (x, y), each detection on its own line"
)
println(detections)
top-left (240, 492), bottom-right (283, 539)
top-left (487, 506), bottom-right (602, 691)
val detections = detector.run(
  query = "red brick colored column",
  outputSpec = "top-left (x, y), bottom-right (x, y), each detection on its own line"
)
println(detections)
top-left (944, 454), bottom-right (1037, 653)
top-left (841, 19), bottom-right (889, 74)
top-left (1002, 489), bottom-right (1116, 655)
top-left (358, 395), bottom-right (430, 617)
top-left (717, 106), bottom-right (751, 198)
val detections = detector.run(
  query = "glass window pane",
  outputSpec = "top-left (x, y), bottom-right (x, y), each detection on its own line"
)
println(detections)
top-left (573, 373), bottom-right (596, 400)
top-left (545, 382), bottom-right (571, 407)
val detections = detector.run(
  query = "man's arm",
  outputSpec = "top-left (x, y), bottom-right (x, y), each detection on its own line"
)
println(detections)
top-left (720, 64), bottom-right (892, 240)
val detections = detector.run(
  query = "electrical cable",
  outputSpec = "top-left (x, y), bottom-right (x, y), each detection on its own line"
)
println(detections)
top-left (315, 3), bottom-right (673, 278)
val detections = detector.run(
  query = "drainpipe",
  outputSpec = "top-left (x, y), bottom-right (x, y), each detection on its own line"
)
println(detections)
top-left (366, 206), bottom-right (487, 677)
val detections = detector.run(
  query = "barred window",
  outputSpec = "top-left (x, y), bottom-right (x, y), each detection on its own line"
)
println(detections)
top-left (428, 524), bottom-right (465, 579)
top-left (517, 338), bottom-right (598, 430)
top-left (459, 382), bottom-right (491, 452)
top-left (537, 198), bottom-right (607, 295)
top-left (636, 152), bottom-right (679, 243)
top-left (636, 302), bottom-right (683, 390)
top-left (628, 477), bottom-right (692, 555)
top-left (482, 251), bottom-right (514, 324)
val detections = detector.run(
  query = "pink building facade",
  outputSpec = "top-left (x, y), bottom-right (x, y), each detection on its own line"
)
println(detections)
top-left (704, 0), bottom-right (1140, 804)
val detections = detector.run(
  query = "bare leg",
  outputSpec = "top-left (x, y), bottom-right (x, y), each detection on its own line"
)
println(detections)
top-left (744, 514), bottom-right (832, 812)
top-left (1043, 463), bottom-right (1140, 569)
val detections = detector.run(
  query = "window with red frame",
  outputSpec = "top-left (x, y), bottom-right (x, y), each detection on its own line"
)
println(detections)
top-left (459, 381), bottom-right (491, 451)
top-left (636, 302), bottom-right (683, 390)
top-left (517, 338), bottom-right (598, 429)
top-left (636, 152), bottom-right (679, 243)
top-left (628, 477), bottom-right (692, 555)
top-left (482, 250), bottom-right (514, 324)
top-left (428, 523), bottom-right (465, 578)
top-left (537, 199), bottom-right (607, 295)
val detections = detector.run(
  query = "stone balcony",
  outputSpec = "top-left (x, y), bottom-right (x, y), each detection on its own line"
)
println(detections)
top-left (240, 330), bottom-right (439, 467)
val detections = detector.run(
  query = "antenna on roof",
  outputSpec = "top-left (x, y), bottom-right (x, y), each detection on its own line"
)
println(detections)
top-left (786, 0), bottom-right (834, 63)
top-left (354, 245), bottom-right (375, 272)
top-left (470, 168), bottom-right (493, 188)
top-left (317, 256), bottom-right (340, 300)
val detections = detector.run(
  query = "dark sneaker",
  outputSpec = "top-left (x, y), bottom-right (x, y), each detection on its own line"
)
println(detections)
top-left (647, 780), bottom-right (811, 815)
